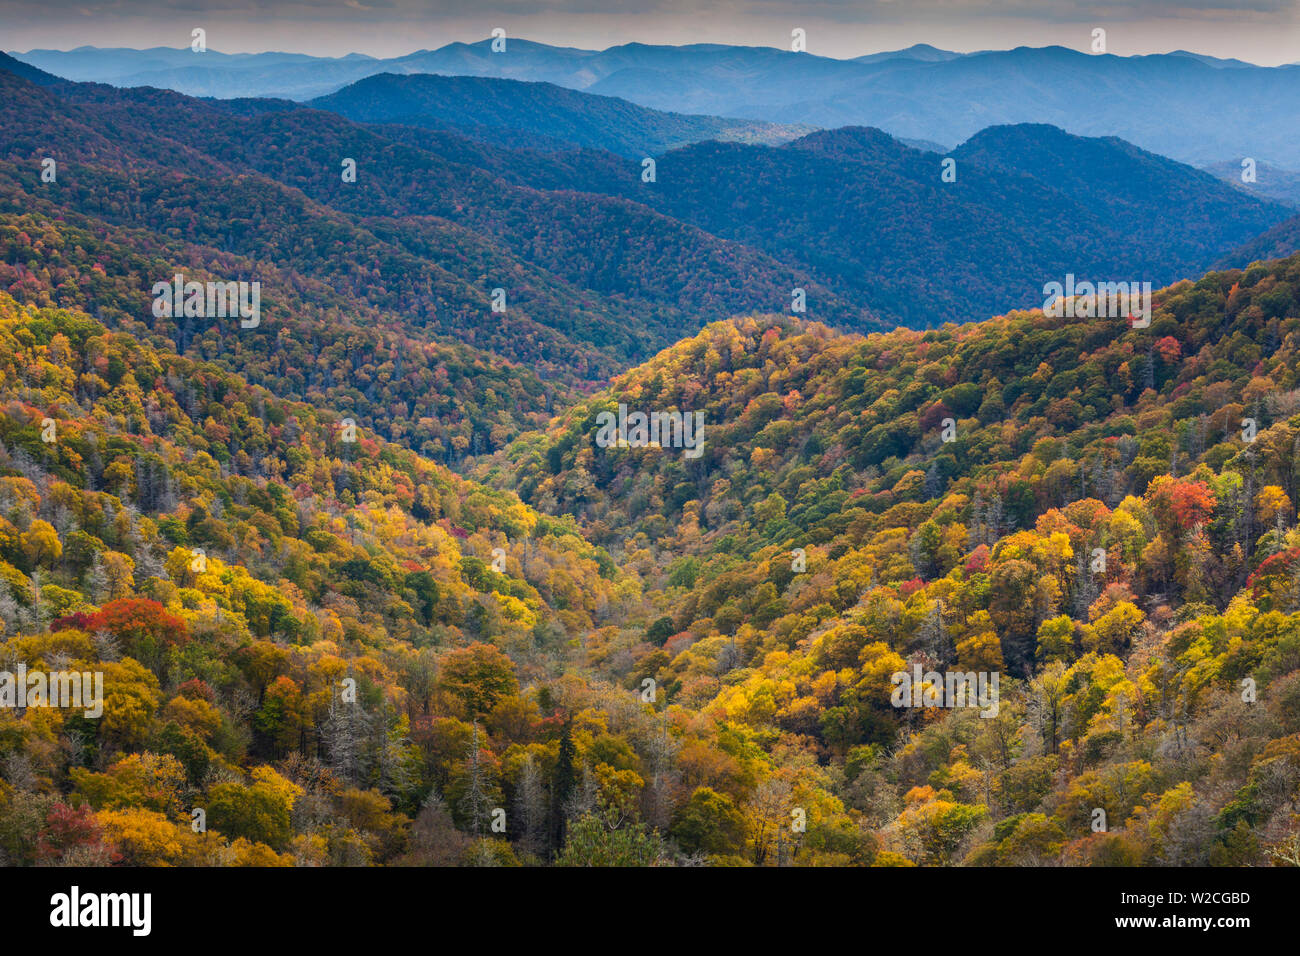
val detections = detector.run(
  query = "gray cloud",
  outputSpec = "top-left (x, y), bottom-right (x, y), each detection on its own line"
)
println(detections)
top-left (4, 0), bottom-right (1297, 63)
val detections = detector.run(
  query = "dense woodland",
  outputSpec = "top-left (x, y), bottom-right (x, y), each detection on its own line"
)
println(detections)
top-left (0, 65), bottom-right (867, 377)
top-left (0, 56), bottom-right (1298, 867)
top-left (487, 253), bottom-right (1300, 866)
top-left (357, 122), bottom-right (1289, 327)
top-left (0, 289), bottom-right (636, 865)
top-left (1, 253), bottom-right (1299, 865)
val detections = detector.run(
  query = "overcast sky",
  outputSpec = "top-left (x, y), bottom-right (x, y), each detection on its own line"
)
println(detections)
top-left (4, 0), bottom-right (1298, 65)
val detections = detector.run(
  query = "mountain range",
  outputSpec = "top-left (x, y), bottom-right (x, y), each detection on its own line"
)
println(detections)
top-left (2, 54), bottom-right (1289, 340)
top-left (3, 36), bottom-right (1300, 870)
top-left (11, 40), bottom-right (1300, 168)
top-left (468, 120), bottom-right (1289, 324)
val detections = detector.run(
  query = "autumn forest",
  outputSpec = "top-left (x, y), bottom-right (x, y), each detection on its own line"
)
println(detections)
top-left (1, 18), bottom-right (1300, 880)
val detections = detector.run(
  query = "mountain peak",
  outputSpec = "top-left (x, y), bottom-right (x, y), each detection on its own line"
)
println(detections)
top-left (785, 125), bottom-right (907, 160)
top-left (853, 42), bottom-right (961, 63)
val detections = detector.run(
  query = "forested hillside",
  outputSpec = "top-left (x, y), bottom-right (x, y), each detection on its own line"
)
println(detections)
top-left (310, 73), bottom-right (812, 156)
top-left (2, 249), bottom-right (1299, 865)
top-left (2, 59), bottom-right (1286, 349)
top-left (1219, 214), bottom-right (1300, 271)
top-left (303, 106), bottom-right (1291, 327)
top-left (477, 254), bottom-right (1300, 865)
top-left (0, 290), bottom-right (643, 865)
top-left (0, 64), bottom-right (869, 433)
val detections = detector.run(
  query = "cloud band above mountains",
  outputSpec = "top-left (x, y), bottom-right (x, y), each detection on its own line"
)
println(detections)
top-left (4, 0), bottom-right (1298, 63)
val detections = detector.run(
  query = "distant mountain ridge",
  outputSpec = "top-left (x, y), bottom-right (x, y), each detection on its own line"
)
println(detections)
top-left (309, 72), bottom-right (812, 157)
top-left (12, 40), bottom-right (1300, 166)
top-left (1202, 159), bottom-right (1300, 208)
top-left (0, 50), bottom-right (62, 86)
top-left (406, 116), bottom-right (1290, 325)
top-left (317, 71), bottom-right (1294, 325)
